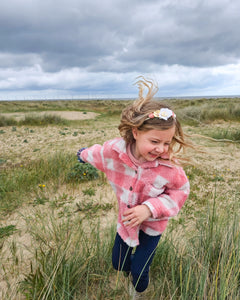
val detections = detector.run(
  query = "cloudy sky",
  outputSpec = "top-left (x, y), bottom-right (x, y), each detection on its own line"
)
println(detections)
top-left (1, 0), bottom-right (240, 100)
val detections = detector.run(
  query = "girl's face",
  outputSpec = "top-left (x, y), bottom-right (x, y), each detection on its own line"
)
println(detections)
top-left (132, 127), bottom-right (175, 163)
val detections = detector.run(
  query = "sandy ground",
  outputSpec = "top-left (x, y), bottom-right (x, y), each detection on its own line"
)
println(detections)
top-left (0, 111), bottom-right (240, 298)
top-left (0, 116), bottom-right (118, 167)
top-left (0, 110), bottom-right (117, 297)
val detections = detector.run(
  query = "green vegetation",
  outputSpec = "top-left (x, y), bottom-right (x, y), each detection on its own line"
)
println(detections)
top-left (0, 152), bottom-right (76, 214)
top-left (151, 201), bottom-right (240, 299)
top-left (0, 115), bottom-right (17, 126)
top-left (1, 97), bottom-right (240, 127)
top-left (0, 99), bottom-right (130, 115)
top-left (0, 225), bottom-right (17, 239)
top-left (7, 196), bottom-right (240, 299)
top-left (0, 98), bottom-right (240, 299)
top-left (0, 114), bottom-right (69, 127)
top-left (75, 200), bottom-right (113, 215)
top-left (19, 218), bottom-right (116, 300)
top-left (168, 97), bottom-right (240, 125)
top-left (204, 127), bottom-right (240, 142)
top-left (67, 163), bottom-right (99, 182)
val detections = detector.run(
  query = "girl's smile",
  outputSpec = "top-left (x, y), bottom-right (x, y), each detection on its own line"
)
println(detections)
top-left (131, 127), bottom-right (175, 163)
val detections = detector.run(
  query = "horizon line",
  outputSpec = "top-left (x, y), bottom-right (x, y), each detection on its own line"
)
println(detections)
top-left (1, 94), bottom-right (240, 102)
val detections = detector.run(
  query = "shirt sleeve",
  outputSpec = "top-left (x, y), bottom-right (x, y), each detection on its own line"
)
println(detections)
top-left (143, 168), bottom-right (190, 219)
top-left (79, 144), bottom-right (106, 173)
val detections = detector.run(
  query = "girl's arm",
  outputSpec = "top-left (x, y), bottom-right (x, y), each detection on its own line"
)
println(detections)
top-left (78, 144), bottom-right (106, 173)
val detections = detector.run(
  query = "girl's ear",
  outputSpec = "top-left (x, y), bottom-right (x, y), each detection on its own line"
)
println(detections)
top-left (132, 128), bottom-right (138, 139)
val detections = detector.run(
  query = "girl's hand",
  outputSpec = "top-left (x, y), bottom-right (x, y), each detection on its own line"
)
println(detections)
top-left (77, 148), bottom-right (87, 163)
top-left (122, 205), bottom-right (152, 228)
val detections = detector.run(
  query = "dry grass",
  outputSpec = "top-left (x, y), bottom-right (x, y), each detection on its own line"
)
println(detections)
top-left (0, 100), bottom-right (240, 299)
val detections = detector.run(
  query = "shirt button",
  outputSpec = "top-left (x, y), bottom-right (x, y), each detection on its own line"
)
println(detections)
top-left (129, 186), bottom-right (133, 191)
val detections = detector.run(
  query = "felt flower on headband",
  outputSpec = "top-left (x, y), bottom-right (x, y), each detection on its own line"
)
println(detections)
top-left (147, 108), bottom-right (176, 121)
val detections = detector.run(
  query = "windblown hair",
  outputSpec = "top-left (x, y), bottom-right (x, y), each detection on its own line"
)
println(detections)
top-left (118, 77), bottom-right (192, 163)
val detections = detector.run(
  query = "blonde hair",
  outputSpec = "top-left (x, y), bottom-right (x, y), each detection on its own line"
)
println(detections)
top-left (118, 77), bottom-right (192, 163)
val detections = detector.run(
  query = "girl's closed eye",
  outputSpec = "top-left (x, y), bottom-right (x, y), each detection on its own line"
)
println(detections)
top-left (151, 140), bottom-right (170, 146)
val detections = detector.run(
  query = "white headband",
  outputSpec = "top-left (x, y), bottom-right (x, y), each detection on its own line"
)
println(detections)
top-left (145, 108), bottom-right (176, 121)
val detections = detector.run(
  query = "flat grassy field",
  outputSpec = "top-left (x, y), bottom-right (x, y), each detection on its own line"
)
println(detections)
top-left (0, 98), bottom-right (240, 299)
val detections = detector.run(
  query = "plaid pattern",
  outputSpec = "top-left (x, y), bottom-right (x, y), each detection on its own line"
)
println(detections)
top-left (80, 138), bottom-right (190, 247)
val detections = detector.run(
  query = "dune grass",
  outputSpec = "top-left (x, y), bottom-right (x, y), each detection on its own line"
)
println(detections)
top-left (167, 97), bottom-right (240, 125)
top-left (18, 216), bottom-right (116, 300)
top-left (204, 127), bottom-right (240, 142)
top-left (2, 191), bottom-right (238, 300)
top-left (0, 98), bottom-right (240, 299)
top-left (1, 97), bottom-right (240, 125)
top-left (0, 152), bottom-right (76, 215)
top-left (151, 193), bottom-right (240, 300)
top-left (0, 114), bottom-right (69, 127)
top-left (0, 99), bottom-right (131, 115)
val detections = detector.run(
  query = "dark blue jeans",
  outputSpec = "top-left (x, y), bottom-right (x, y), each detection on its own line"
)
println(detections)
top-left (112, 230), bottom-right (161, 292)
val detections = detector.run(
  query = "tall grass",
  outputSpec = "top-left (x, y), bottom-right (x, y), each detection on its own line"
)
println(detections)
top-left (0, 115), bottom-right (18, 126)
top-left (1, 98), bottom-right (240, 125)
top-left (3, 190), bottom-right (237, 299)
top-left (0, 152), bottom-right (76, 215)
top-left (175, 100), bottom-right (240, 125)
top-left (1, 98), bottom-right (240, 299)
top-left (19, 216), bottom-right (118, 300)
top-left (21, 114), bottom-right (69, 126)
top-left (151, 195), bottom-right (240, 299)
top-left (0, 114), bottom-right (69, 127)
top-left (0, 100), bottom-right (129, 115)
top-left (205, 127), bottom-right (240, 142)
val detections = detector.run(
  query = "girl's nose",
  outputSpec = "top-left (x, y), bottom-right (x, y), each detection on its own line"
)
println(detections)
top-left (155, 144), bottom-right (164, 153)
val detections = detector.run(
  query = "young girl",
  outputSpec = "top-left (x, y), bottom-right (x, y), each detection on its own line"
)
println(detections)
top-left (77, 78), bottom-right (190, 299)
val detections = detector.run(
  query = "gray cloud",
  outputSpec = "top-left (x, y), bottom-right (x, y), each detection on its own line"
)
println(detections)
top-left (0, 0), bottom-right (240, 98)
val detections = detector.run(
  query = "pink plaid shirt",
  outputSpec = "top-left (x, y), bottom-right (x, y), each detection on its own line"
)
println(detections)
top-left (80, 137), bottom-right (190, 247)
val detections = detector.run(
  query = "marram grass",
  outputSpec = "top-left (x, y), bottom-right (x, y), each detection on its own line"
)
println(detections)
top-left (0, 152), bottom-right (76, 215)
top-left (151, 199), bottom-right (240, 299)
top-left (2, 194), bottom-right (237, 300)
top-left (1, 98), bottom-right (240, 299)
